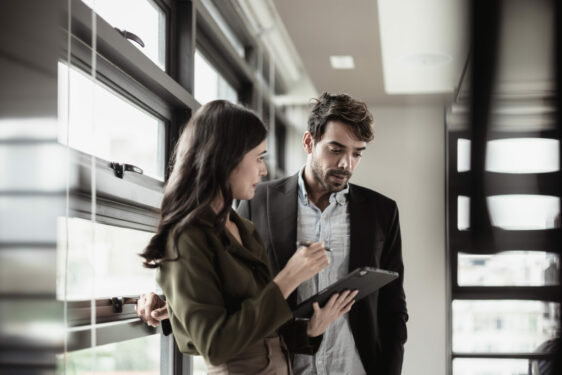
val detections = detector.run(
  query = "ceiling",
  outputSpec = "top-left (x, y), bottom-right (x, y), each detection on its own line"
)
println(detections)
top-left (271, 0), bottom-right (468, 107)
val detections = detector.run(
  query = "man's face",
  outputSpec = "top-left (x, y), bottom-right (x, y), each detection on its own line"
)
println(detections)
top-left (304, 120), bottom-right (367, 193)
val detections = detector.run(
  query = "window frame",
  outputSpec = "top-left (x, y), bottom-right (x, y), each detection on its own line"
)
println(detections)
top-left (59, 0), bottom-right (293, 373)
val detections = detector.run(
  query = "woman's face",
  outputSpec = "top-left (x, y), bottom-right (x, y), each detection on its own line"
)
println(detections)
top-left (229, 140), bottom-right (268, 201)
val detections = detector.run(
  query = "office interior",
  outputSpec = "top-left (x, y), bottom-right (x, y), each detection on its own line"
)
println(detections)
top-left (0, 0), bottom-right (561, 374)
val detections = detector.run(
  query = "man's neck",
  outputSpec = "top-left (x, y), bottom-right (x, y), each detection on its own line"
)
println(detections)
top-left (302, 165), bottom-right (331, 211)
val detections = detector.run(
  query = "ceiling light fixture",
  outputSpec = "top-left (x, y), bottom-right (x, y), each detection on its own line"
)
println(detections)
top-left (329, 55), bottom-right (355, 70)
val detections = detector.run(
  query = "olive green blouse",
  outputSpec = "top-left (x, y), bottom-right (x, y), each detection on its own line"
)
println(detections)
top-left (157, 209), bottom-right (316, 366)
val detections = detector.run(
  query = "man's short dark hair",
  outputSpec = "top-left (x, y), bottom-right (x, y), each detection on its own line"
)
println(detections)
top-left (308, 92), bottom-right (374, 143)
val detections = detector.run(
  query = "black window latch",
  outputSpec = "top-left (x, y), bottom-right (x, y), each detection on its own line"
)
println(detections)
top-left (114, 27), bottom-right (145, 48)
top-left (109, 162), bottom-right (143, 179)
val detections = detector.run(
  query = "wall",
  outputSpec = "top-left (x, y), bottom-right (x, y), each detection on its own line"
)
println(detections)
top-left (353, 104), bottom-right (447, 375)
top-left (284, 104), bottom-right (447, 375)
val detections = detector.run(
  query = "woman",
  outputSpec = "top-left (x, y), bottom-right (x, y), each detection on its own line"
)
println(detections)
top-left (141, 100), bottom-right (356, 374)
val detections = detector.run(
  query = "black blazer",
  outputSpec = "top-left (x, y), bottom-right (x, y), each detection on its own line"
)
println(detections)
top-left (237, 173), bottom-right (408, 375)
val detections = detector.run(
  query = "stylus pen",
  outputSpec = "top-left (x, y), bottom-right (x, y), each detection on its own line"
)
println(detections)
top-left (296, 241), bottom-right (331, 252)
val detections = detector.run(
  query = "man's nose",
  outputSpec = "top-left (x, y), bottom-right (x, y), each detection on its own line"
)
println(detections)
top-left (338, 154), bottom-right (352, 170)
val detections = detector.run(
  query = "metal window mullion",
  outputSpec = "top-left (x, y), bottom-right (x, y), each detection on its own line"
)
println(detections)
top-left (66, 319), bottom-right (159, 352)
top-left (452, 285), bottom-right (560, 301)
top-left (452, 352), bottom-right (557, 360)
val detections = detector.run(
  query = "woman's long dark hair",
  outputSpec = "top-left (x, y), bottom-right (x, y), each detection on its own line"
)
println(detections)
top-left (141, 100), bottom-right (267, 268)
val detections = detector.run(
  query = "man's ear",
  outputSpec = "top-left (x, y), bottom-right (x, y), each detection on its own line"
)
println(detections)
top-left (302, 131), bottom-right (314, 154)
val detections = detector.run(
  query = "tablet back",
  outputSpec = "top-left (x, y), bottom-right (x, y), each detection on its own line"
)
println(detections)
top-left (292, 267), bottom-right (398, 318)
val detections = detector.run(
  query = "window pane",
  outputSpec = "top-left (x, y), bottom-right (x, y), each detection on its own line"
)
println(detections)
top-left (59, 334), bottom-right (160, 374)
top-left (194, 50), bottom-right (238, 105)
top-left (457, 195), bottom-right (470, 230)
top-left (487, 138), bottom-right (559, 173)
top-left (81, 0), bottom-right (166, 70)
top-left (453, 358), bottom-right (530, 375)
top-left (452, 300), bottom-right (559, 353)
top-left (58, 62), bottom-right (166, 181)
top-left (488, 195), bottom-right (559, 230)
top-left (457, 138), bottom-right (471, 172)
top-left (56, 217), bottom-right (157, 300)
top-left (456, 138), bottom-right (560, 173)
top-left (458, 251), bottom-right (560, 286)
top-left (456, 195), bottom-right (560, 231)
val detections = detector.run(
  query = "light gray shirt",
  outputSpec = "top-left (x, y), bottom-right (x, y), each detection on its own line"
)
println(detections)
top-left (292, 168), bottom-right (367, 375)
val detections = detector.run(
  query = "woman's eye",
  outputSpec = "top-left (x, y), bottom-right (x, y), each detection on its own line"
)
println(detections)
top-left (353, 153), bottom-right (362, 158)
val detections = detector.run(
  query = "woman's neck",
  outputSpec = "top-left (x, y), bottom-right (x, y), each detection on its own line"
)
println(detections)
top-left (210, 193), bottom-right (231, 222)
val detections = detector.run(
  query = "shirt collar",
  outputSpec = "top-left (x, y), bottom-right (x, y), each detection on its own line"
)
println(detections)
top-left (297, 166), bottom-right (349, 207)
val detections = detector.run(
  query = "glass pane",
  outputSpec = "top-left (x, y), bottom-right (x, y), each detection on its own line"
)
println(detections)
top-left (487, 138), bottom-right (559, 173)
top-left (59, 334), bottom-right (160, 374)
top-left (453, 358), bottom-right (530, 375)
top-left (81, 0), bottom-right (166, 70)
top-left (194, 50), bottom-right (238, 105)
top-left (452, 300), bottom-right (560, 353)
top-left (456, 138), bottom-right (560, 173)
top-left (457, 195), bottom-right (470, 230)
top-left (458, 251), bottom-right (560, 286)
top-left (488, 195), bottom-right (559, 230)
top-left (193, 356), bottom-right (208, 375)
top-left (457, 138), bottom-right (471, 172)
top-left (56, 217), bottom-right (157, 300)
top-left (456, 195), bottom-right (560, 230)
top-left (58, 62), bottom-right (166, 181)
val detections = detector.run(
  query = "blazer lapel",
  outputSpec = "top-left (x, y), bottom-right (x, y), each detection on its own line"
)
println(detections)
top-left (348, 184), bottom-right (377, 271)
top-left (266, 174), bottom-right (299, 275)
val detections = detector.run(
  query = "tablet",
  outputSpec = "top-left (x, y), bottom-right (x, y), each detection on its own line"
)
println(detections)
top-left (292, 267), bottom-right (398, 318)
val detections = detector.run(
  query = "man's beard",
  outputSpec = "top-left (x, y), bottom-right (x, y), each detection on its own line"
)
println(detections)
top-left (311, 157), bottom-right (352, 193)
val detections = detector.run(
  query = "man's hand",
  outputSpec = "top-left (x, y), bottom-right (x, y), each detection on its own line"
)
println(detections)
top-left (135, 292), bottom-right (168, 327)
top-left (306, 290), bottom-right (358, 337)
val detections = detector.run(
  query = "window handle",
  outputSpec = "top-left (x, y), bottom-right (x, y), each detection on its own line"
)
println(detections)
top-left (111, 297), bottom-right (138, 313)
top-left (109, 162), bottom-right (144, 179)
top-left (114, 27), bottom-right (145, 48)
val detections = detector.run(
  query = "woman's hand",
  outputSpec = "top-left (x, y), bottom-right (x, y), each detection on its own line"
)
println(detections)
top-left (135, 292), bottom-right (168, 327)
top-left (273, 242), bottom-right (329, 298)
top-left (307, 290), bottom-right (358, 337)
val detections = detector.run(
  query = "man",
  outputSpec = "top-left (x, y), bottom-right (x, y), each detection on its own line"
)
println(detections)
top-left (138, 92), bottom-right (408, 374)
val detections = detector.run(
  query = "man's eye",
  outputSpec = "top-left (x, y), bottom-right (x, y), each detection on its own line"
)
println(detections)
top-left (354, 153), bottom-right (363, 158)
top-left (330, 148), bottom-right (342, 154)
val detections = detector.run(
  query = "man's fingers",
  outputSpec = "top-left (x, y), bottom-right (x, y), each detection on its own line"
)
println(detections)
top-left (341, 300), bottom-right (355, 314)
top-left (325, 293), bottom-right (340, 309)
top-left (339, 290), bottom-right (358, 306)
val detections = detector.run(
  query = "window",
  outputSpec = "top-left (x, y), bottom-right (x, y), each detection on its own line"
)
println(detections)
top-left (80, 0), bottom-right (167, 70)
top-left (447, 130), bottom-right (560, 374)
top-left (194, 49), bottom-right (238, 105)
top-left (58, 62), bottom-right (166, 181)
top-left (60, 334), bottom-right (161, 374)
top-left (56, 217), bottom-right (158, 300)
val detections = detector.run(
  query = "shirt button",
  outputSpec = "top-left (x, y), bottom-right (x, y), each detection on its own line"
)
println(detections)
top-left (317, 360), bottom-right (323, 365)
